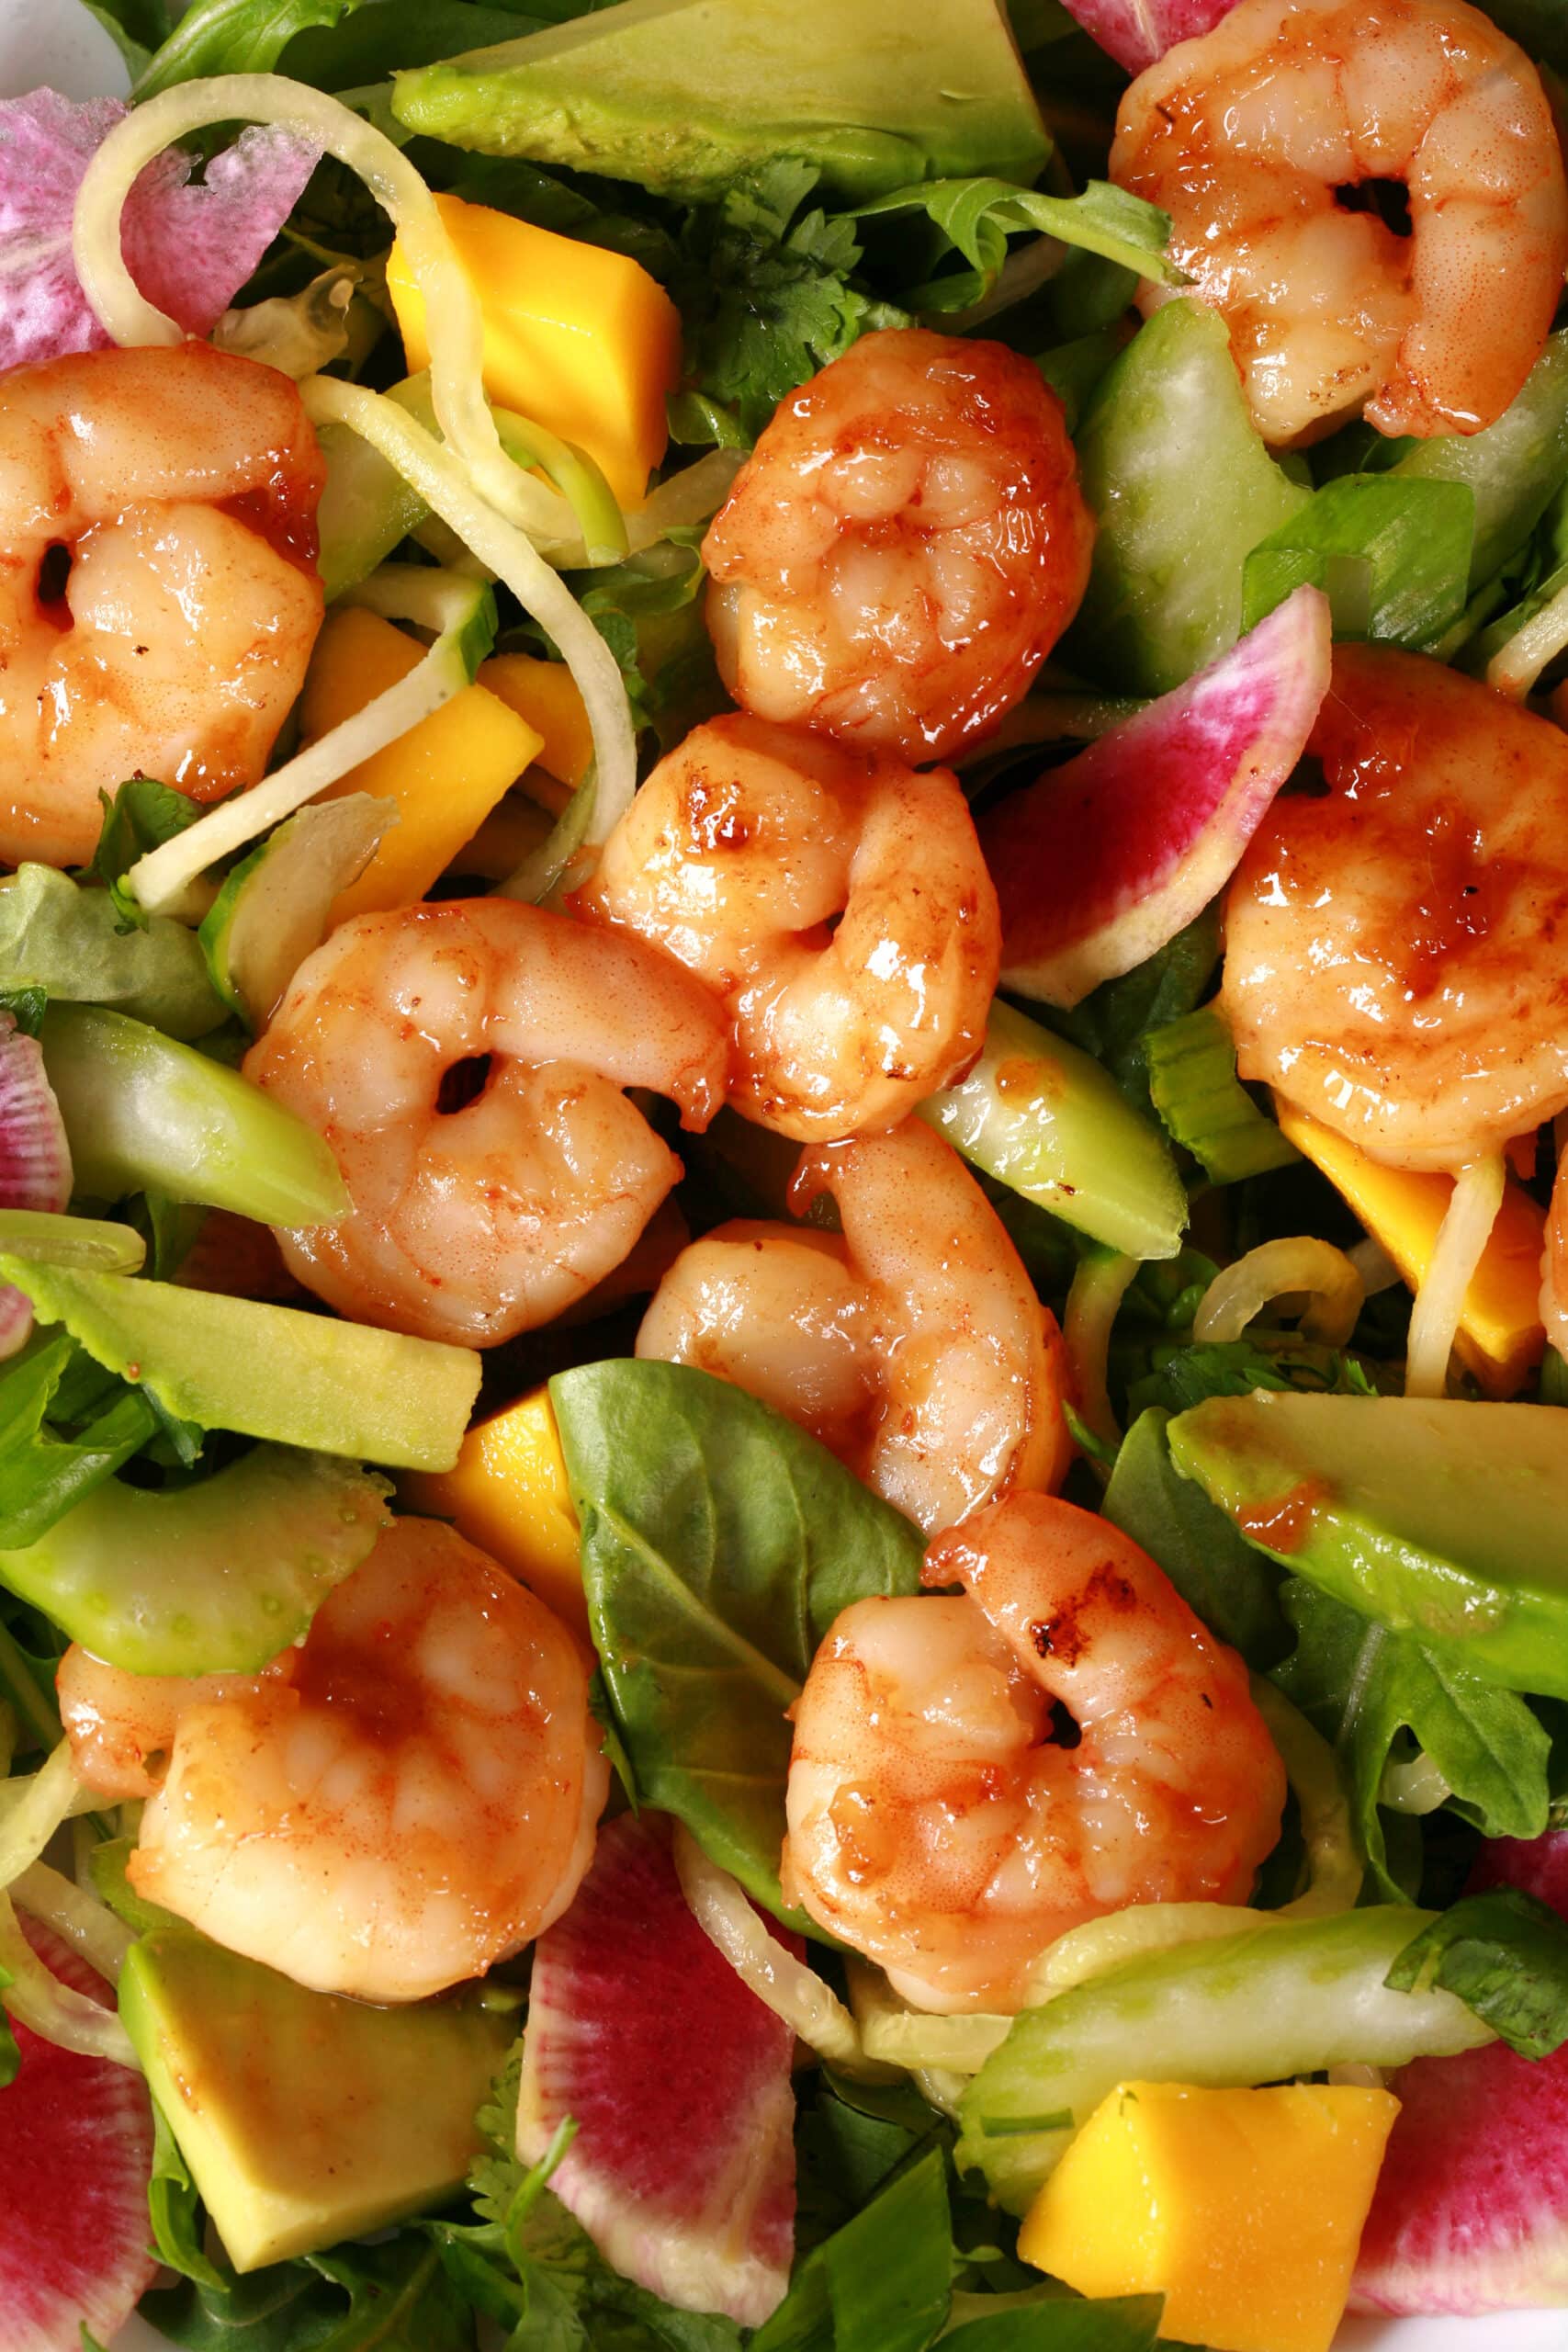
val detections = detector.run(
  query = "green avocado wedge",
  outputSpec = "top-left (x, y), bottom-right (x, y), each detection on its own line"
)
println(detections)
top-left (391, 0), bottom-right (1049, 202)
top-left (1167, 1392), bottom-right (1568, 1699)
top-left (120, 1928), bottom-right (513, 2273)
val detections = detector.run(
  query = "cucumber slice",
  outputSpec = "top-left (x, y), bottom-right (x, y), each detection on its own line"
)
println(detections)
top-left (315, 419), bottom-right (428, 603)
top-left (919, 999), bottom-right (1188, 1261)
top-left (0, 1260), bottom-right (481, 1473)
top-left (0, 1446), bottom-right (389, 1675)
top-left (39, 1003), bottom-right (348, 1227)
top-left (200, 795), bottom-right (393, 1031)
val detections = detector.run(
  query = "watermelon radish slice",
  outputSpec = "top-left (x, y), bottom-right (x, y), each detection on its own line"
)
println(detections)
top-left (983, 583), bottom-right (1331, 1009)
top-left (1352, 1830), bottom-right (1568, 2314)
top-left (516, 1813), bottom-right (797, 2326)
top-left (0, 1913), bottom-right (155, 2350)
top-left (1056, 0), bottom-right (1236, 74)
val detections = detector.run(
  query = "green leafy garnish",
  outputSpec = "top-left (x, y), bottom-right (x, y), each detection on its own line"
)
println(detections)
top-left (1242, 475), bottom-right (1475, 647)
top-left (1387, 1889), bottom-right (1568, 2059)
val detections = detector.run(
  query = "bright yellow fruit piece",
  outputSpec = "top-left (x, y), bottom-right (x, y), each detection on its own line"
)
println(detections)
top-left (300, 608), bottom-right (542, 925)
top-left (1019, 2080), bottom-right (1399, 2352)
top-left (480, 651), bottom-right (595, 786)
top-left (1276, 1102), bottom-right (1546, 1398)
top-left (387, 192), bottom-right (682, 507)
top-left (400, 1385), bottom-right (587, 1642)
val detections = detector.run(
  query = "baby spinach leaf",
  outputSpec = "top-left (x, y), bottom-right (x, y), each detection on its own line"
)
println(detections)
top-left (133, 0), bottom-right (355, 96)
top-left (1103, 1409), bottom-right (1290, 1669)
top-left (550, 1361), bottom-right (924, 1928)
top-left (1241, 475), bottom-right (1475, 647)
top-left (751, 2144), bottom-right (952, 2352)
top-left (1275, 1578), bottom-right (1551, 1900)
top-left (1387, 1887), bottom-right (1568, 2059)
top-left (148, 2102), bottom-right (226, 2290)
top-left (141, 2232), bottom-right (473, 2351)
top-left (1037, 908), bottom-right (1220, 1117)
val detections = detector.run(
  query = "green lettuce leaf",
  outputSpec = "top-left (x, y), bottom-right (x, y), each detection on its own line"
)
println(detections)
top-left (1387, 1888), bottom-right (1568, 2059)
top-left (0, 865), bottom-right (225, 1041)
top-left (1241, 475), bottom-right (1475, 647)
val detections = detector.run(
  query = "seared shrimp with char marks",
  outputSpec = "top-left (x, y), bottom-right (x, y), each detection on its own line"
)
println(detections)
top-left (1224, 644), bottom-right (1568, 1171)
top-left (244, 898), bottom-right (728, 1345)
top-left (578, 714), bottom-right (998, 1139)
top-left (702, 328), bottom-right (1094, 761)
top-left (784, 1494), bottom-right (1287, 2014)
top-left (638, 1119), bottom-right (1070, 1534)
top-left (66, 1517), bottom-right (610, 2004)
top-left (1113, 0), bottom-right (1568, 445)
top-left (0, 344), bottom-right (323, 866)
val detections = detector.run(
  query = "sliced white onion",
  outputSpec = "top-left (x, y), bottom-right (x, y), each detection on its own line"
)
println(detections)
top-left (1348, 1234), bottom-right (1402, 1297)
top-left (1379, 1749), bottom-right (1453, 1816)
top-left (1193, 1236), bottom-right (1364, 1350)
top-left (671, 1824), bottom-right (878, 2076)
top-left (0, 1742), bottom-right (88, 1891)
top-left (0, 1891), bottom-right (139, 2068)
top-left (71, 73), bottom-right (558, 543)
top-left (299, 377), bottom-right (636, 846)
top-left (1063, 1249), bottom-right (1138, 1454)
top-left (1404, 1153), bottom-right (1506, 1398)
top-left (624, 449), bottom-right (747, 551)
top-left (11, 1860), bottom-right (133, 1981)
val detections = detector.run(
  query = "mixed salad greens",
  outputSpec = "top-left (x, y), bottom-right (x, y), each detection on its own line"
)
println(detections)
top-left (5, 0), bottom-right (1568, 2346)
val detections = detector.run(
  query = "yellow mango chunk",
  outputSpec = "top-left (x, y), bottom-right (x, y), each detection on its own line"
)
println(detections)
top-left (1276, 1102), bottom-right (1546, 1398)
top-left (387, 193), bottom-right (682, 508)
top-left (400, 1385), bottom-right (586, 1642)
top-left (300, 608), bottom-right (542, 924)
top-left (1019, 2080), bottom-right (1399, 2352)
top-left (480, 652), bottom-right (595, 787)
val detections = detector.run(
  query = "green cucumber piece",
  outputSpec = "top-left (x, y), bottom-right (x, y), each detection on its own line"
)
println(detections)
top-left (919, 999), bottom-right (1187, 1261)
top-left (199, 796), bottom-right (393, 1031)
top-left (1066, 300), bottom-right (1312, 695)
top-left (0, 1446), bottom-right (389, 1675)
top-left (1167, 1391), bottom-right (1568, 1700)
top-left (315, 419), bottom-right (428, 604)
top-left (0, 1260), bottom-right (481, 1473)
top-left (956, 1907), bottom-right (1491, 2213)
top-left (39, 1003), bottom-right (348, 1227)
top-left (1145, 1006), bottom-right (1299, 1183)
top-left (1393, 325), bottom-right (1568, 589)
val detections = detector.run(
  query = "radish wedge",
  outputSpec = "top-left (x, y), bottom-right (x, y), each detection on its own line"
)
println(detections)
top-left (1058, 0), bottom-right (1236, 73)
top-left (0, 1915), bottom-right (155, 2350)
top-left (985, 584), bottom-right (1331, 1009)
top-left (517, 1813), bottom-right (796, 2326)
top-left (1353, 1832), bottom-right (1568, 2315)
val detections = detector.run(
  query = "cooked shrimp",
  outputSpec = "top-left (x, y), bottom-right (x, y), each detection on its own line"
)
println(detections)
top-left (783, 1493), bottom-right (1287, 2013)
top-left (243, 898), bottom-right (727, 1345)
top-left (701, 328), bottom-right (1094, 761)
top-left (58, 1648), bottom-right (294, 1802)
top-left (98, 1517), bottom-right (609, 2004)
top-left (0, 344), bottom-right (323, 867)
top-left (637, 1119), bottom-right (1071, 1533)
top-left (1224, 644), bottom-right (1568, 1170)
top-left (1112, 0), bottom-right (1568, 445)
top-left (1544, 1140), bottom-right (1568, 1357)
top-left (576, 714), bottom-right (998, 1140)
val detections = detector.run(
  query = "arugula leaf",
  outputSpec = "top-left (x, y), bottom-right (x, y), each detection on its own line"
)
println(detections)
top-left (0, 865), bottom-right (225, 1041)
top-left (1241, 475), bottom-right (1475, 647)
top-left (752, 2145), bottom-right (952, 2352)
top-left (550, 1361), bottom-right (923, 1928)
top-left (81, 1), bottom-right (155, 72)
top-left (148, 2102), bottom-right (227, 2290)
top-left (1275, 1578), bottom-right (1551, 1899)
top-left (942, 2294), bottom-right (1165, 2351)
top-left (1103, 1409), bottom-right (1291, 1668)
top-left (142, 2233), bottom-right (473, 2351)
top-left (1037, 909), bottom-right (1220, 1117)
top-left (133, 0), bottom-right (355, 96)
top-left (1387, 1888), bottom-right (1568, 2059)
top-left (852, 178), bottom-right (1179, 311)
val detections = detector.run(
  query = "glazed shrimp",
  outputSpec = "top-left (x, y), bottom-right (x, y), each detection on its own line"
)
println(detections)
top-left (1544, 1142), bottom-right (1568, 1358)
top-left (702, 328), bottom-right (1094, 761)
top-left (783, 1493), bottom-right (1287, 2014)
top-left (57, 1649), bottom-right (294, 1802)
top-left (243, 898), bottom-right (727, 1345)
top-left (637, 1118), bottom-right (1071, 1533)
top-left (1112, 0), bottom-right (1568, 446)
top-left (0, 344), bottom-right (323, 867)
top-left (1223, 645), bottom-right (1568, 1170)
top-left (577, 714), bottom-right (998, 1139)
top-left (67, 1518), bottom-right (610, 2004)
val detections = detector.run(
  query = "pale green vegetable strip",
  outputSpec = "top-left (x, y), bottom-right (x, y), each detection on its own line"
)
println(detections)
top-left (0, 1743), bottom-right (83, 1890)
top-left (1404, 1152), bottom-right (1506, 1398)
top-left (0, 1890), bottom-right (139, 2067)
top-left (11, 1860), bottom-right (133, 1981)
top-left (0, 1210), bottom-right (144, 1272)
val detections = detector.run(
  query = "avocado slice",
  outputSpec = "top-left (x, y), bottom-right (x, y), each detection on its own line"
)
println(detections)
top-left (1167, 1392), bottom-right (1568, 1700)
top-left (391, 0), bottom-right (1049, 203)
top-left (120, 1927), bottom-right (513, 2271)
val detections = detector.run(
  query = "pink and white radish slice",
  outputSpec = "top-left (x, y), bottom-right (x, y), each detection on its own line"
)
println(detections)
top-left (517, 1813), bottom-right (797, 2328)
top-left (1055, 0), bottom-right (1236, 73)
top-left (982, 584), bottom-right (1332, 1010)
top-left (0, 1914), bottom-right (155, 2352)
top-left (0, 1015), bottom-right (73, 1360)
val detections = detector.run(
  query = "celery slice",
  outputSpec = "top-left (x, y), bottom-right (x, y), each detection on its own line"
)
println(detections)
top-left (1145, 1006), bottom-right (1299, 1183)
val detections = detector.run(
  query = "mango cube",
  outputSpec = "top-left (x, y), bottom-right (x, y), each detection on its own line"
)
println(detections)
top-left (480, 651), bottom-right (596, 787)
top-left (1276, 1102), bottom-right (1546, 1397)
top-left (300, 608), bottom-right (541, 924)
top-left (1018, 2079), bottom-right (1399, 2352)
top-left (400, 1385), bottom-right (587, 1642)
top-left (387, 193), bottom-right (682, 508)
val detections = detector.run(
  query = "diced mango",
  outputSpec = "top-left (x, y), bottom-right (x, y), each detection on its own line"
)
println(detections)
top-left (479, 652), bottom-right (596, 787)
top-left (300, 608), bottom-right (542, 924)
top-left (1019, 2079), bottom-right (1399, 2352)
top-left (1276, 1102), bottom-right (1546, 1398)
top-left (400, 1385), bottom-right (586, 1642)
top-left (386, 193), bottom-right (682, 508)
